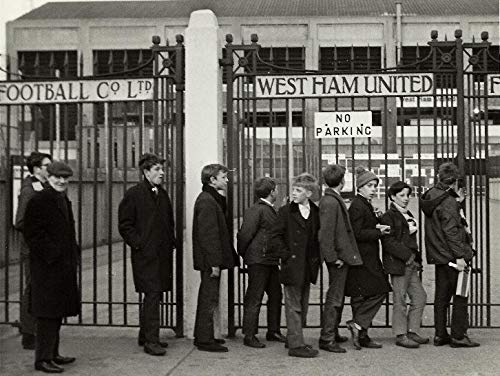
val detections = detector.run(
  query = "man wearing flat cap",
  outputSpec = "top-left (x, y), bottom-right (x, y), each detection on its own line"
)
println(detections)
top-left (24, 161), bottom-right (80, 373)
top-left (118, 153), bottom-right (176, 356)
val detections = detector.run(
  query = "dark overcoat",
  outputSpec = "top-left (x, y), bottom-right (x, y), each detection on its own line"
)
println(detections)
top-left (192, 190), bottom-right (238, 271)
top-left (318, 188), bottom-right (363, 266)
top-left (118, 181), bottom-right (176, 292)
top-left (237, 199), bottom-right (279, 266)
top-left (269, 200), bottom-right (320, 287)
top-left (345, 195), bottom-right (391, 297)
top-left (380, 203), bottom-right (421, 275)
top-left (23, 186), bottom-right (80, 318)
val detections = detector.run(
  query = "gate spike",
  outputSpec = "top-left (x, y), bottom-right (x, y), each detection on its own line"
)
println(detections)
top-left (137, 49), bottom-right (143, 65)
top-left (166, 38), bottom-right (169, 46)
top-left (93, 51), bottom-right (99, 74)
top-left (176, 34), bottom-right (184, 45)
top-left (49, 52), bottom-right (55, 76)
top-left (123, 50), bottom-right (128, 71)
top-left (63, 51), bottom-right (69, 77)
top-left (225, 34), bottom-right (233, 45)
top-left (481, 31), bottom-right (489, 42)
top-left (34, 52), bottom-right (40, 76)
top-left (79, 52), bottom-right (83, 78)
top-left (472, 35), bottom-right (476, 43)
top-left (108, 50), bottom-right (113, 73)
top-left (19, 53), bottom-right (25, 75)
top-left (444, 34), bottom-right (448, 41)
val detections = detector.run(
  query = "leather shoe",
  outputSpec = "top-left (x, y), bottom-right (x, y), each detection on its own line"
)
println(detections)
top-left (244, 335), bottom-right (266, 348)
top-left (214, 338), bottom-right (226, 344)
top-left (266, 332), bottom-right (286, 342)
top-left (22, 333), bottom-right (36, 350)
top-left (288, 345), bottom-right (319, 358)
top-left (34, 361), bottom-right (64, 373)
top-left (319, 339), bottom-right (346, 353)
top-left (433, 336), bottom-right (451, 346)
top-left (396, 335), bottom-right (419, 349)
top-left (450, 336), bottom-right (480, 348)
top-left (346, 320), bottom-right (361, 350)
top-left (144, 342), bottom-right (166, 356)
top-left (195, 342), bottom-right (228, 352)
top-left (407, 332), bottom-right (429, 345)
top-left (53, 355), bottom-right (76, 365)
top-left (138, 339), bottom-right (169, 348)
top-left (335, 333), bottom-right (349, 343)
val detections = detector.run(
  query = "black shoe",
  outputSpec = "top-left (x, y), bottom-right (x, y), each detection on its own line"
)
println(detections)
top-left (346, 320), bottom-right (361, 350)
top-left (144, 342), bottom-right (166, 356)
top-left (319, 340), bottom-right (346, 353)
top-left (450, 336), bottom-right (480, 348)
top-left (407, 332), bottom-right (429, 345)
top-left (214, 338), bottom-right (226, 344)
top-left (395, 335), bottom-right (419, 349)
top-left (288, 345), bottom-right (319, 358)
top-left (434, 336), bottom-right (451, 346)
top-left (334, 334), bottom-right (349, 343)
top-left (138, 339), bottom-right (169, 348)
top-left (22, 333), bottom-right (36, 350)
top-left (244, 335), bottom-right (266, 348)
top-left (266, 332), bottom-right (286, 343)
top-left (196, 342), bottom-right (228, 352)
top-left (34, 361), bottom-right (64, 373)
top-left (53, 355), bottom-right (76, 365)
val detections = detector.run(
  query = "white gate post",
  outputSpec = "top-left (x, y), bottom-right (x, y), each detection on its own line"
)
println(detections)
top-left (184, 10), bottom-right (226, 339)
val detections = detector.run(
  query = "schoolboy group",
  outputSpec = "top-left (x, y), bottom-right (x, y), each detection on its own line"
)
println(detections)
top-left (15, 151), bottom-right (479, 373)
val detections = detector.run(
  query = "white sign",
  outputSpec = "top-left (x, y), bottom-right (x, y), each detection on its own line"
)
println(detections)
top-left (397, 89), bottom-right (457, 108)
top-left (256, 73), bottom-right (433, 98)
top-left (0, 78), bottom-right (154, 104)
top-left (315, 111), bottom-right (379, 138)
top-left (489, 74), bottom-right (500, 95)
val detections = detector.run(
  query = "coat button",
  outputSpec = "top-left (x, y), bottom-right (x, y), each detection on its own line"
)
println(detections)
top-left (291, 255), bottom-right (296, 259)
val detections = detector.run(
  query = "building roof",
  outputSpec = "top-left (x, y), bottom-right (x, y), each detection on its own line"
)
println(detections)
top-left (16, 0), bottom-right (499, 20)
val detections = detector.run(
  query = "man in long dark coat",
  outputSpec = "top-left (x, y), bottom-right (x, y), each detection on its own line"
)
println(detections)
top-left (118, 153), bottom-right (176, 356)
top-left (14, 151), bottom-right (52, 350)
top-left (24, 161), bottom-right (80, 373)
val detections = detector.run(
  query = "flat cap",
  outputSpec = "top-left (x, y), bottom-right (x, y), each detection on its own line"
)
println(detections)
top-left (47, 161), bottom-right (73, 177)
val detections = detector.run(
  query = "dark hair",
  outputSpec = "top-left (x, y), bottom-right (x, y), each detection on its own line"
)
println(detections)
top-left (322, 164), bottom-right (346, 188)
top-left (388, 181), bottom-right (412, 201)
top-left (139, 153), bottom-right (165, 173)
top-left (438, 162), bottom-right (459, 185)
top-left (26, 151), bottom-right (52, 174)
top-left (254, 177), bottom-right (276, 198)
top-left (201, 164), bottom-right (229, 185)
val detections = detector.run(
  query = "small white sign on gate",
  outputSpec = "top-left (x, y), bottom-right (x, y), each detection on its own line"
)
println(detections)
top-left (315, 111), bottom-right (379, 138)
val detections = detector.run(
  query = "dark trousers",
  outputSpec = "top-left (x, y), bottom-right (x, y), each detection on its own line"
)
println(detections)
top-left (194, 270), bottom-right (220, 344)
top-left (283, 282), bottom-right (311, 349)
top-left (350, 294), bottom-right (386, 330)
top-left (35, 317), bottom-right (62, 362)
top-left (320, 263), bottom-right (348, 342)
top-left (434, 264), bottom-right (469, 339)
top-left (20, 255), bottom-right (36, 336)
top-left (139, 292), bottom-right (162, 344)
top-left (242, 264), bottom-right (282, 336)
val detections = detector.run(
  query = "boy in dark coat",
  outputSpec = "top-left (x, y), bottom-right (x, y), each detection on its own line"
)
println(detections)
top-left (381, 181), bottom-right (428, 348)
top-left (118, 153), bottom-right (176, 356)
top-left (346, 166), bottom-right (391, 350)
top-left (318, 165), bottom-right (362, 353)
top-left (237, 177), bottom-right (285, 348)
top-left (24, 161), bottom-right (79, 373)
top-left (14, 151), bottom-right (52, 350)
top-left (270, 173), bottom-right (320, 358)
top-left (420, 162), bottom-right (479, 348)
top-left (192, 164), bottom-right (238, 352)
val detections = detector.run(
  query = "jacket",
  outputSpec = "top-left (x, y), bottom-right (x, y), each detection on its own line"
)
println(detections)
top-left (318, 188), bottom-right (362, 266)
top-left (192, 188), bottom-right (238, 271)
top-left (237, 199), bottom-right (279, 265)
top-left (345, 195), bottom-right (391, 297)
top-left (118, 180), bottom-right (176, 292)
top-left (380, 203), bottom-right (421, 275)
top-left (23, 186), bottom-right (80, 318)
top-left (269, 200), bottom-right (320, 286)
top-left (419, 182), bottom-right (474, 264)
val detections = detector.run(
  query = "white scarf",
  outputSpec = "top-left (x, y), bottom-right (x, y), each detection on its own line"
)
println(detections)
top-left (393, 202), bottom-right (418, 235)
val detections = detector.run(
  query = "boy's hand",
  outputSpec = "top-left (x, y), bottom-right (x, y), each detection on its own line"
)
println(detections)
top-left (376, 224), bottom-right (391, 235)
top-left (456, 258), bottom-right (466, 272)
top-left (334, 259), bottom-right (344, 268)
top-left (210, 266), bottom-right (221, 278)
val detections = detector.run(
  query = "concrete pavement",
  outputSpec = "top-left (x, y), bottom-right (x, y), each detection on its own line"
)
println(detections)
top-left (1, 324), bottom-right (499, 376)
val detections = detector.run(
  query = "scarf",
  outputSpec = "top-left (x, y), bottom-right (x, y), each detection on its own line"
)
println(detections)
top-left (393, 202), bottom-right (418, 235)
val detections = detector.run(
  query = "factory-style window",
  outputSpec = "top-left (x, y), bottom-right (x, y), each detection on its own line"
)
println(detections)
top-left (319, 47), bottom-right (382, 71)
top-left (17, 51), bottom-right (78, 141)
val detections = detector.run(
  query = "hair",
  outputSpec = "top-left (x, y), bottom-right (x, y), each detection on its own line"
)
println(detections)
top-left (292, 173), bottom-right (318, 193)
top-left (201, 163), bottom-right (229, 185)
top-left (26, 151), bottom-right (52, 174)
top-left (139, 153), bottom-right (165, 173)
top-left (254, 177), bottom-right (276, 198)
top-left (388, 181), bottom-right (412, 201)
top-left (322, 164), bottom-right (346, 188)
top-left (438, 162), bottom-right (459, 185)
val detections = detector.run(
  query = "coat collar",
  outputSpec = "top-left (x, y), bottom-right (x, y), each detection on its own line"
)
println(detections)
top-left (289, 200), bottom-right (318, 228)
top-left (46, 186), bottom-right (71, 222)
top-left (356, 194), bottom-right (377, 219)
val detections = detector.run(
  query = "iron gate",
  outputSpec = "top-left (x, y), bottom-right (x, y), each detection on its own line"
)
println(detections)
top-left (0, 35), bottom-right (185, 336)
top-left (223, 30), bottom-right (500, 335)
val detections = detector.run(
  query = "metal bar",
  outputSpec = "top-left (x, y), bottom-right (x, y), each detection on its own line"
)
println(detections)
top-left (77, 102), bottom-right (83, 324)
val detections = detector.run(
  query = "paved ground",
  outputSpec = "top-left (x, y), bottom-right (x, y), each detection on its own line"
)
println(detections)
top-left (1, 324), bottom-right (499, 376)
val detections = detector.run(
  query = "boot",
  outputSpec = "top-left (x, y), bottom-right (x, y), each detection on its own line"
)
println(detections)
top-left (359, 329), bottom-right (382, 349)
